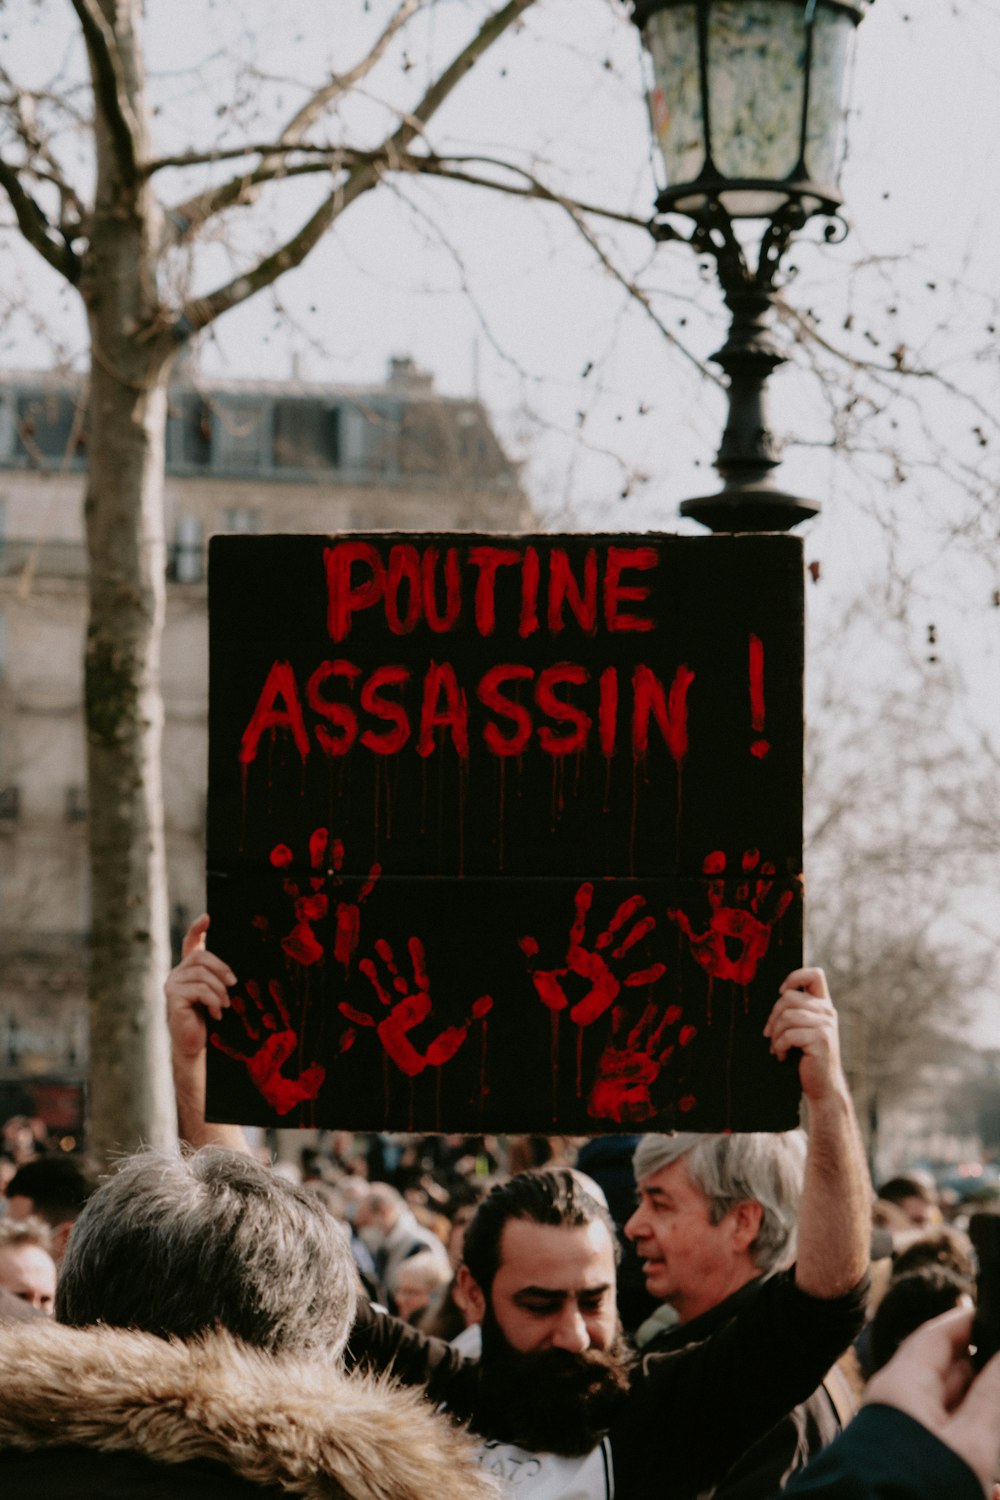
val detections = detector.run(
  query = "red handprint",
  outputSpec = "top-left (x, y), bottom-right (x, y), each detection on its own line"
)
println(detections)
top-left (211, 978), bottom-right (325, 1116)
top-left (666, 849), bottom-right (793, 985)
top-left (267, 827), bottom-right (380, 970)
top-left (588, 998), bottom-right (697, 1125)
top-left (339, 937), bottom-right (493, 1079)
top-left (519, 883), bottom-right (666, 1028)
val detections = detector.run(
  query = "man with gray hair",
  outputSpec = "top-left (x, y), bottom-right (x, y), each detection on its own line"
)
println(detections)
top-left (625, 995), bottom-right (861, 1499)
top-left (0, 1147), bottom-right (498, 1500)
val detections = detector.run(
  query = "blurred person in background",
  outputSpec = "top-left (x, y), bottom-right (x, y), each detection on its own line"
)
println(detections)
top-left (0, 1218), bottom-right (56, 1316)
top-left (356, 1181), bottom-right (450, 1313)
top-left (418, 1199), bottom-right (485, 1344)
top-left (301, 1176), bottom-right (381, 1303)
top-left (1, 1117), bottom-right (44, 1166)
top-left (853, 1220), bottom-right (978, 1384)
top-left (394, 1249), bottom-right (453, 1325)
top-left (5, 1154), bottom-right (96, 1263)
top-left (877, 1175), bottom-right (940, 1232)
top-left (0, 1157), bottom-right (17, 1208)
top-left (864, 1265), bottom-right (971, 1378)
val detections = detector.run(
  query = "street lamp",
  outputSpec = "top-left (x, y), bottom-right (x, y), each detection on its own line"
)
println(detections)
top-left (631, 0), bottom-right (873, 531)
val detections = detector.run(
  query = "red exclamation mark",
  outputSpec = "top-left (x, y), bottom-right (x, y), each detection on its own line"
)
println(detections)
top-left (749, 634), bottom-right (771, 759)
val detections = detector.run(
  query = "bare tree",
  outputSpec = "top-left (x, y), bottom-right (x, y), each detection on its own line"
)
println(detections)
top-left (4, 0), bottom-right (647, 1159)
top-left (804, 593), bottom-right (998, 1161)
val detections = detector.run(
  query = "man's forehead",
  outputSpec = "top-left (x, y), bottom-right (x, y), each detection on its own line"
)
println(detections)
top-left (497, 1217), bottom-right (616, 1285)
top-left (0, 1242), bottom-right (55, 1285)
top-left (639, 1155), bottom-right (698, 1195)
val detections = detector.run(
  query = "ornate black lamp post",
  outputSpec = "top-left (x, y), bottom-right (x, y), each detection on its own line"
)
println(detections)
top-left (631, 0), bottom-right (873, 531)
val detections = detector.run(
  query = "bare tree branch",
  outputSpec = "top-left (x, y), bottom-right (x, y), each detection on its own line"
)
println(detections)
top-left (178, 163), bottom-right (374, 334)
top-left (0, 154), bottom-right (81, 282)
top-left (161, 148), bottom-right (353, 244)
top-left (275, 0), bottom-right (423, 144)
top-left (386, 0), bottom-right (534, 158)
top-left (148, 140), bottom-right (344, 175)
top-left (433, 155), bottom-right (718, 383)
top-left (158, 0), bottom-right (424, 244)
top-left (779, 296), bottom-right (1000, 432)
top-left (0, 75), bottom-right (89, 232)
top-left (159, 142), bottom-right (651, 241)
top-left (69, 0), bottom-right (140, 185)
top-left (178, 0), bottom-right (535, 333)
top-left (393, 150), bottom-right (650, 230)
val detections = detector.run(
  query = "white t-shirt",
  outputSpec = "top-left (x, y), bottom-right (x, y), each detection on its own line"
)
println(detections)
top-left (473, 1437), bottom-right (614, 1500)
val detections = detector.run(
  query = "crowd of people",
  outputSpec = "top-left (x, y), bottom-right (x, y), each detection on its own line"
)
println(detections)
top-left (0, 923), bottom-right (999, 1499)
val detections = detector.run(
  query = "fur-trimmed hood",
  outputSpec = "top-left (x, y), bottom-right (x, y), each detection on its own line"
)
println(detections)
top-left (0, 1321), bottom-right (499, 1500)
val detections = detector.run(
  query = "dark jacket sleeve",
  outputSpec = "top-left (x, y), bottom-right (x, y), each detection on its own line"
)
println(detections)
top-left (345, 1295), bottom-right (478, 1412)
top-left (780, 1405), bottom-right (985, 1500)
top-left (612, 1271), bottom-right (868, 1500)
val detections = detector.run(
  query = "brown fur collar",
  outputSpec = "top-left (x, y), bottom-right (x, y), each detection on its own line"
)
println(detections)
top-left (0, 1321), bottom-right (498, 1500)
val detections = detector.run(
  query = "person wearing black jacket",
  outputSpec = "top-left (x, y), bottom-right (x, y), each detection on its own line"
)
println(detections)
top-left (624, 1122), bottom-right (850, 1498)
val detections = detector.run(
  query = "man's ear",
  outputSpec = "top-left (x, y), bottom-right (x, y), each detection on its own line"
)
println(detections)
top-left (51, 1220), bottom-right (74, 1264)
top-left (456, 1264), bottom-right (487, 1325)
top-left (730, 1199), bottom-right (764, 1253)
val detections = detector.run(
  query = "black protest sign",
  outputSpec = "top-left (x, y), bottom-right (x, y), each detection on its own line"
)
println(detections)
top-left (206, 532), bottom-right (804, 1133)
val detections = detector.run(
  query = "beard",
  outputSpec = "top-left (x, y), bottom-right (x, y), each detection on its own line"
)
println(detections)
top-left (469, 1307), bottom-right (634, 1457)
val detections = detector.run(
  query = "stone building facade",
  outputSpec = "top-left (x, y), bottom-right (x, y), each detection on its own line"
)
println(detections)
top-left (0, 358), bottom-right (531, 1129)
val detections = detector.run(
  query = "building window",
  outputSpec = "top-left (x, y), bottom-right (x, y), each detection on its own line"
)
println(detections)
top-left (171, 515), bottom-right (204, 583)
top-left (272, 399), bottom-right (339, 472)
top-left (15, 390), bottom-right (86, 467)
top-left (0, 392), bottom-right (15, 462)
top-left (400, 401), bottom-right (452, 479)
top-left (213, 399), bottom-right (270, 470)
top-left (166, 392), bottom-right (212, 468)
top-left (339, 400), bottom-right (399, 476)
top-left (222, 506), bottom-right (260, 534)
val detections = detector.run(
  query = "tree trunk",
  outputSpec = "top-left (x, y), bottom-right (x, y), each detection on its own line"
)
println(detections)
top-left (83, 357), bottom-right (175, 1160)
top-left (80, 0), bottom-right (176, 1161)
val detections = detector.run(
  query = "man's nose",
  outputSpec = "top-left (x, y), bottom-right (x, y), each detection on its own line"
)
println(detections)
top-left (623, 1206), bottom-right (643, 1242)
top-left (550, 1304), bottom-right (590, 1354)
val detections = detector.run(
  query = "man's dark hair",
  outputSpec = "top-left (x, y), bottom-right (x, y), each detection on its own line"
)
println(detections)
top-left (462, 1168), bottom-right (618, 1295)
top-left (867, 1266), bottom-right (968, 1375)
top-left (892, 1226), bottom-right (975, 1287)
top-left (6, 1155), bottom-right (96, 1228)
top-left (877, 1175), bottom-right (936, 1208)
top-left (56, 1147), bottom-right (357, 1362)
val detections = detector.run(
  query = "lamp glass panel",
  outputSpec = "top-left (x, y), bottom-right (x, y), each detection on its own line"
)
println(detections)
top-left (804, 7), bottom-right (857, 187)
top-left (708, 2), bottom-right (806, 186)
top-left (644, 6), bottom-right (706, 191)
